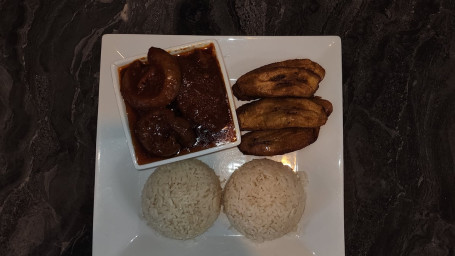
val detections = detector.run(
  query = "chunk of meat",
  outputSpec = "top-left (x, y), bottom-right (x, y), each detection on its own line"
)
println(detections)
top-left (145, 47), bottom-right (182, 107)
top-left (176, 47), bottom-right (231, 132)
top-left (168, 116), bottom-right (197, 148)
top-left (120, 47), bottom-right (181, 110)
top-left (237, 98), bottom-right (328, 131)
top-left (238, 128), bottom-right (319, 156)
top-left (121, 60), bottom-right (156, 109)
top-left (134, 109), bottom-right (196, 157)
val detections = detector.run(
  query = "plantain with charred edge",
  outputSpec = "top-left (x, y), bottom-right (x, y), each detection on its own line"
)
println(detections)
top-left (232, 59), bottom-right (325, 100)
top-left (237, 97), bottom-right (328, 131)
top-left (238, 128), bottom-right (319, 156)
top-left (256, 59), bottom-right (325, 80)
top-left (311, 96), bottom-right (333, 116)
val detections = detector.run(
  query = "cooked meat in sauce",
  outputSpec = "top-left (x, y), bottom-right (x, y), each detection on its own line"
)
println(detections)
top-left (134, 109), bottom-right (196, 157)
top-left (176, 47), bottom-right (231, 132)
top-left (121, 47), bottom-right (181, 109)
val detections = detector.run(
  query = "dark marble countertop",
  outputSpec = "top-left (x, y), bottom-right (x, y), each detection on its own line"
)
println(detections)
top-left (1, 0), bottom-right (454, 255)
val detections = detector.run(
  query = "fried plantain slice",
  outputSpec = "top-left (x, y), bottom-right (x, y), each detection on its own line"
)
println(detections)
top-left (258, 59), bottom-right (325, 80)
top-left (232, 59), bottom-right (325, 100)
top-left (238, 128), bottom-right (320, 156)
top-left (311, 96), bottom-right (333, 116)
top-left (237, 98), bottom-right (328, 130)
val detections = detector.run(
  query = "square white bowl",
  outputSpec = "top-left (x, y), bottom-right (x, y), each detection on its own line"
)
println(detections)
top-left (110, 39), bottom-right (241, 170)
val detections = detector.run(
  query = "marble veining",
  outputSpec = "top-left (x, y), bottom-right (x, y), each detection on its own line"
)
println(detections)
top-left (0, 0), bottom-right (454, 255)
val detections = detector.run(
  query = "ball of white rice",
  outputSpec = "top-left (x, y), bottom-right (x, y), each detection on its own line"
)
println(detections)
top-left (141, 159), bottom-right (221, 240)
top-left (223, 158), bottom-right (306, 242)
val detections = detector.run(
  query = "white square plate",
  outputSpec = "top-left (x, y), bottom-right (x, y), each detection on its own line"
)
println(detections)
top-left (94, 35), bottom-right (344, 256)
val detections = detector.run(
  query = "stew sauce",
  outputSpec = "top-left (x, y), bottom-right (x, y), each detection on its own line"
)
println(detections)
top-left (119, 44), bottom-right (237, 165)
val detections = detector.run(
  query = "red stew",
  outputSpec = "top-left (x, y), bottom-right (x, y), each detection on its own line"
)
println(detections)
top-left (119, 43), bottom-right (237, 165)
